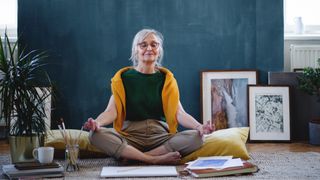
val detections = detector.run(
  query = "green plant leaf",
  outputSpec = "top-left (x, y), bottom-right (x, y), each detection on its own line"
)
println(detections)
top-left (297, 60), bottom-right (320, 102)
top-left (0, 32), bottom-right (54, 136)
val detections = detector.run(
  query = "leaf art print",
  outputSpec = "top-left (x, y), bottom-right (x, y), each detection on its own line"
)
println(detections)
top-left (248, 85), bottom-right (291, 142)
top-left (255, 95), bottom-right (284, 133)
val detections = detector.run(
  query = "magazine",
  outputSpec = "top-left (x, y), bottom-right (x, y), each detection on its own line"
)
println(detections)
top-left (185, 156), bottom-right (258, 178)
top-left (186, 156), bottom-right (238, 170)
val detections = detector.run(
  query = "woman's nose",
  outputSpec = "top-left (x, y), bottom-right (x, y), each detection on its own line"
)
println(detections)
top-left (146, 45), bottom-right (152, 50)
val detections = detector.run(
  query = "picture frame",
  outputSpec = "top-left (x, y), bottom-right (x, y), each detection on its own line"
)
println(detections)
top-left (248, 85), bottom-right (291, 142)
top-left (201, 70), bottom-right (258, 130)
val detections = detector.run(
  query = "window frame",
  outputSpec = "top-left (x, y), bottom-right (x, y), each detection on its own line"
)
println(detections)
top-left (284, 0), bottom-right (320, 35)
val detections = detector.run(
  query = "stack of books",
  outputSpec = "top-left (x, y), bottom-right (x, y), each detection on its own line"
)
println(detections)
top-left (185, 156), bottom-right (259, 178)
top-left (2, 161), bottom-right (64, 179)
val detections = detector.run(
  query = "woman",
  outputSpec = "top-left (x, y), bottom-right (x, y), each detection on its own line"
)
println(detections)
top-left (84, 29), bottom-right (214, 164)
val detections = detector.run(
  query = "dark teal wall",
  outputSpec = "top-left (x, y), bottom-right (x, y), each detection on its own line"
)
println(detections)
top-left (18, 0), bottom-right (283, 128)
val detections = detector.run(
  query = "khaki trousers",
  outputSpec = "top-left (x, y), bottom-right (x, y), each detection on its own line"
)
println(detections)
top-left (89, 119), bottom-right (203, 159)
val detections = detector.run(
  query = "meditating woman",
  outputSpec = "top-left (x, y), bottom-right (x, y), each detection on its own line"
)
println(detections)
top-left (84, 29), bottom-right (214, 164)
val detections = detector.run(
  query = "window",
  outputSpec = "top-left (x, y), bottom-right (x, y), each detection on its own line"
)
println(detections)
top-left (284, 0), bottom-right (320, 34)
top-left (0, 1), bottom-right (17, 125)
top-left (0, 0), bottom-right (17, 38)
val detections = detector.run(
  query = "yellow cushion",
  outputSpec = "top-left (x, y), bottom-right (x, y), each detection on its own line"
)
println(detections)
top-left (180, 127), bottom-right (250, 164)
top-left (45, 129), bottom-right (103, 153)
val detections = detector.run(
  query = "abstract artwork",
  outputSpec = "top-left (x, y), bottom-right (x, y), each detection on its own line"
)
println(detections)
top-left (201, 70), bottom-right (257, 130)
top-left (248, 85), bottom-right (291, 142)
top-left (255, 94), bottom-right (283, 133)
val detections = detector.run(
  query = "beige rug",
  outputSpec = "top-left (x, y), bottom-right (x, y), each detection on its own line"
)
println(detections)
top-left (1, 152), bottom-right (320, 179)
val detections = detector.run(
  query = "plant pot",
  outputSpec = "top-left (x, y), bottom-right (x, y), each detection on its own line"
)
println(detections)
top-left (9, 134), bottom-right (44, 163)
top-left (309, 119), bottom-right (320, 146)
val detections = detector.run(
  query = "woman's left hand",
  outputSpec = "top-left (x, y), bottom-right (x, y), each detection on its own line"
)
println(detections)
top-left (196, 121), bottom-right (215, 136)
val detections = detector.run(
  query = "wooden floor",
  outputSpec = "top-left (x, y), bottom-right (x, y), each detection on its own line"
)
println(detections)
top-left (1, 140), bottom-right (320, 154)
top-left (246, 142), bottom-right (320, 153)
top-left (0, 140), bottom-right (10, 154)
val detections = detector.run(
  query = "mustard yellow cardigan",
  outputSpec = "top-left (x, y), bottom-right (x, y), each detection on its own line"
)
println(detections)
top-left (111, 66), bottom-right (180, 135)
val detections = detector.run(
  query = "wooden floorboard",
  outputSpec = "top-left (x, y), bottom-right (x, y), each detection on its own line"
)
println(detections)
top-left (0, 140), bottom-right (10, 154)
top-left (1, 139), bottom-right (320, 155)
top-left (246, 142), bottom-right (320, 153)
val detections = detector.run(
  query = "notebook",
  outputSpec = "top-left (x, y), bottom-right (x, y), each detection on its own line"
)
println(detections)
top-left (2, 163), bottom-right (64, 179)
top-left (187, 161), bottom-right (259, 178)
top-left (14, 161), bottom-right (61, 170)
top-left (100, 166), bottom-right (178, 177)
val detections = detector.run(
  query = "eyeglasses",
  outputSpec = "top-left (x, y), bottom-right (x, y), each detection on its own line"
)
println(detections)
top-left (138, 42), bottom-right (159, 50)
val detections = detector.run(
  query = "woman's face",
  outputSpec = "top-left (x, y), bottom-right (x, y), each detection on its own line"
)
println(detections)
top-left (137, 33), bottom-right (160, 67)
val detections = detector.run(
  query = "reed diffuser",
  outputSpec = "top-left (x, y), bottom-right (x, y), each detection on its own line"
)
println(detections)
top-left (58, 119), bottom-right (83, 172)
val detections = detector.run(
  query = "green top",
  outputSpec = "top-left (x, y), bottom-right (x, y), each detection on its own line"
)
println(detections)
top-left (121, 69), bottom-right (166, 121)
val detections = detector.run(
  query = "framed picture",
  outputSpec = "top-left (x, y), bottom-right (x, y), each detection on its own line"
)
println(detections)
top-left (248, 85), bottom-right (291, 142)
top-left (201, 70), bottom-right (257, 130)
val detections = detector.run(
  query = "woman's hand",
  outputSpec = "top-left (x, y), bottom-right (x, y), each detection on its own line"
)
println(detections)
top-left (196, 121), bottom-right (215, 136)
top-left (83, 118), bottom-right (100, 131)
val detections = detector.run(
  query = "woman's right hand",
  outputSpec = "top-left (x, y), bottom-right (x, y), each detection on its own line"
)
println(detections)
top-left (83, 118), bottom-right (100, 131)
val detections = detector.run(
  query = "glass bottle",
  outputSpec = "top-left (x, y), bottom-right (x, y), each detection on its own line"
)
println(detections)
top-left (294, 17), bottom-right (304, 34)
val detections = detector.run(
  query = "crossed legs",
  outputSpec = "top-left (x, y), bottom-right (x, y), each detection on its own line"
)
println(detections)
top-left (89, 128), bottom-right (182, 164)
top-left (89, 125), bottom-right (203, 164)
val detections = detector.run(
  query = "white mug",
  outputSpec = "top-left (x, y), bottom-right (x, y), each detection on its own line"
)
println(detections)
top-left (32, 147), bottom-right (54, 164)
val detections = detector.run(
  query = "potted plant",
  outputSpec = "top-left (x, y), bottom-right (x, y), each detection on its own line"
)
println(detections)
top-left (0, 33), bottom-right (53, 162)
top-left (297, 58), bottom-right (320, 145)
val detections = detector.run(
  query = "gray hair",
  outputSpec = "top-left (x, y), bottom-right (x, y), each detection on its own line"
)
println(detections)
top-left (129, 29), bottom-right (164, 67)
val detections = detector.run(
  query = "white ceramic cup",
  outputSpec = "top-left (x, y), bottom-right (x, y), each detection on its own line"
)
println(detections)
top-left (32, 147), bottom-right (54, 164)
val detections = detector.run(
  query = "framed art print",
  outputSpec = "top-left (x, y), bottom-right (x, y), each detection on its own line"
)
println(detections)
top-left (248, 85), bottom-right (291, 142)
top-left (201, 70), bottom-right (257, 130)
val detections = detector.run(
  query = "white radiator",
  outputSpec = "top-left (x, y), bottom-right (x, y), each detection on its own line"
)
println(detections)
top-left (0, 88), bottom-right (52, 130)
top-left (290, 45), bottom-right (320, 71)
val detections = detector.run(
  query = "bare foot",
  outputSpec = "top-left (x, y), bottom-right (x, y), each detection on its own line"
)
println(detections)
top-left (151, 151), bottom-right (181, 165)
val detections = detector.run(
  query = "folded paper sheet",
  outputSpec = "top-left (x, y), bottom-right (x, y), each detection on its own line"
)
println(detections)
top-left (100, 166), bottom-right (178, 177)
